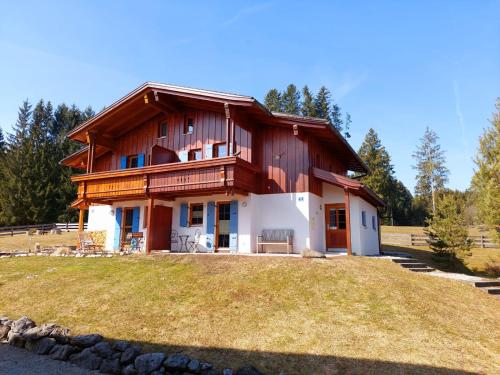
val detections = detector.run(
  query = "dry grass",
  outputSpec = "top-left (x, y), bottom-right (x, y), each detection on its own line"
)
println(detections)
top-left (0, 232), bottom-right (78, 252)
top-left (0, 255), bottom-right (499, 374)
top-left (381, 225), bottom-right (490, 236)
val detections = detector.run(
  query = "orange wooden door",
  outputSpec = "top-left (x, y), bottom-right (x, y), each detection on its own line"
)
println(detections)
top-left (325, 204), bottom-right (348, 249)
top-left (151, 206), bottom-right (172, 250)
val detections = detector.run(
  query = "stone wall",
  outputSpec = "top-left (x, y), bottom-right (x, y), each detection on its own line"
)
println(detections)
top-left (0, 316), bottom-right (270, 375)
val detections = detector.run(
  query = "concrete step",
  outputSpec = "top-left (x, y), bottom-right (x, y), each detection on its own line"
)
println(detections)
top-left (409, 267), bottom-right (435, 273)
top-left (400, 263), bottom-right (429, 268)
top-left (474, 281), bottom-right (500, 288)
top-left (392, 258), bottom-right (420, 264)
top-left (487, 288), bottom-right (500, 295)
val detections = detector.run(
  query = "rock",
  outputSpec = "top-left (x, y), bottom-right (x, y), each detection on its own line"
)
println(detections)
top-left (7, 331), bottom-right (25, 348)
top-left (22, 326), bottom-right (46, 341)
top-left (0, 316), bottom-right (9, 325)
top-left (200, 362), bottom-right (214, 371)
top-left (10, 316), bottom-right (35, 334)
top-left (69, 347), bottom-right (103, 370)
top-left (121, 344), bottom-right (142, 365)
top-left (2, 319), bottom-right (13, 327)
top-left (71, 333), bottom-right (103, 347)
top-left (201, 370), bottom-right (222, 375)
top-left (49, 344), bottom-right (77, 361)
top-left (151, 369), bottom-right (165, 375)
top-left (47, 324), bottom-right (71, 343)
top-left (235, 365), bottom-right (264, 375)
top-left (187, 359), bottom-right (201, 373)
top-left (164, 353), bottom-right (190, 370)
top-left (0, 325), bottom-right (10, 341)
top-left (223, 369), bottom-right (233, 375)
top-left (122, 364), bottom-right (138, 375)
top-left (134, 352), bottom-right (165, 375)
top-left (114, 340), bottom-right (131, 352)
top-left (93, 341), bottom-right (115, 358)
top-left (25, 337), bottom-right (56, 355)
top-left (100, 357), bottom-right (122, 374)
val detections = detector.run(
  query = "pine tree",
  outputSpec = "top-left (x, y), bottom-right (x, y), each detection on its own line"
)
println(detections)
top-left (412, 127), bottom-right (449, 215)
top-left (331, 103), bottom-right (343, 132)
top-left (281, 84), bottom-right (301, 115)
top-left (471, 100), bottom-right (500, 243)
top-left (264, 89), bottom-right (282, 112)
top-left (344, 112), bottom-right (352, 139)
top-left (0, 128), bottom-right (5, 154)
top-left (314, 86), bottom-right (331, 122)
top-left (301, 86), bottom-right (316, 117)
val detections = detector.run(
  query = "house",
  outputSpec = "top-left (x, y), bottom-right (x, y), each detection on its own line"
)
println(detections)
top-left (62, 82), bottom-right (384, 255)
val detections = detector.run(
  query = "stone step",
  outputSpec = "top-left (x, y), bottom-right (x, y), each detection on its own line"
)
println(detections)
top-left (409, 267), bottom-right (434, 273)
top-left (391, 258), bottom-right (420, 264)
top-left (474, 281), bottom-right (500, 288)
top-left (487, 288), bottom-right (500, 295)
top-left (400, 263), bottom-right (429, 268)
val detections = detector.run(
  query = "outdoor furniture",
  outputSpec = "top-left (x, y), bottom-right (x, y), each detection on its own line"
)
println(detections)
top-left (178, 235), bottom-right (189, 252)
top-left (171, 230), bottom-right (179, 251)
top-left (256, 229), bottom-right (294, 254)
top-left (187, 230), bottom-right (201, 253)
top-left (78, 232), bottom-right (104, 254)
top-left (121, 232), bottom-right (143, 252)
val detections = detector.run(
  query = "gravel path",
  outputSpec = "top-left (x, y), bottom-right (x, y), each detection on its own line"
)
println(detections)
top-left (0, 345), bottom-right (99, 375)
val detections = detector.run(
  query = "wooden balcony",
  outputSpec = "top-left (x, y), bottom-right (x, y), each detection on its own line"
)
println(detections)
top-left (72, 157), bottom-right (259, 203)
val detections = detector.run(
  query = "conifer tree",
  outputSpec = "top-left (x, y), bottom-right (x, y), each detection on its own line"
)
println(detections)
top-left (471, 100), bottom-right (500, 242)
top-left (281, 84), bottom-right (301, 115)
top-left (0, 128), bottom-right (5, 154)
top-left (344, 113), bottom-right (352, 139)
top-left (331, 103), bottom-right (343, 132)
top-left (301, 86), bottom-right (316, 117)
top-left (412, 127), bottom-right (449, 215)
top-left (314, 86), bottom-right (331, 122)
top-left (264, 89), bottom-right (282, 112)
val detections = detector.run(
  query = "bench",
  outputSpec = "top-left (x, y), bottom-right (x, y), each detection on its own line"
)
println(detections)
top-left (256, 229), bottom-right (294, 254)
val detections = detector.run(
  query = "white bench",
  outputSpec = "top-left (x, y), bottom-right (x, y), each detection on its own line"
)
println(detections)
top-left (256, 229), bottom-right (294, 254)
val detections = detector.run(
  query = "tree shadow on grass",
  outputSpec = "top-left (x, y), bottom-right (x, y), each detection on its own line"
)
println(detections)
top-left (119, 340), bottom-right (476, 375)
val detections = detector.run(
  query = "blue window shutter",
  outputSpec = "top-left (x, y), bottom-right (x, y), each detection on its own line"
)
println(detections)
top-left (178, 150), bottom-right (188, 162)
top-left (204, 144), bottom-right (213, 159)
top-left (120, 156), bottom-right (127, 169)
top-left (137, 154), bottom-right (145, 167)
top-left (229, 200), bottom-right (238, 250)
top-left (206, 202), bottom-right (215, 250)
top-left (113, 208), bottom-right (122, 250)
top-left (180, 203), bottom-right (188, 227)
top-left (132, 207), bottom-right (140, 232)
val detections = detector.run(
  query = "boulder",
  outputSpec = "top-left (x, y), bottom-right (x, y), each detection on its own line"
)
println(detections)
top-left (93, 341), bottom-right (115, 358)
top-left (164, 353), bottom-right (190, 370)
top-left (25, 337), bottom-right (56, 355)
top-left (134, 352), bottom-right (165, 375)
top-left (187, 359), bottom-right (201, 373)
top-left (100, 357), bottom-right (122, 374)
top-left (10, 316), bottom-right (35, 334)
top-left (22, 326), bottom-right (46, 341)
top-left (235, 365), bottom-right (265, 375)
top-left (122, 364), bottom-right (138, 375)
top-left (0, 325), bottom-right (10, 341)
top-left (47, 324), bottom-right (71, 344)
top-left (49, 344), bottom-right (78, 361)
top-left (69, 347), bottom-right (103, 370)
top-left (114, 340), bottom-right (131, 352)
top-left (0, 316), bottom-right (9, 325)
top-left (7, 330), bottom-right (25, 348)
top-left (151, 369), bottom-right (165, 375)
top-left (120, 344), bottom-right (142, 365)
top-left (223, 369), bottom-right (233, 375)
top-left (200, 361), bottom-right (214, 371)
top-left (71, 333), bottom-right (103, 347)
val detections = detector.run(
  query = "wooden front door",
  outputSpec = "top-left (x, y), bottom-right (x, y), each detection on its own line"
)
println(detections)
top-left (150, 206), bottom-right (172, 250)
top-left (325, 204), bottom-right (348, 249)
top-left (121, 208), bottom-right (135, 245)
top-left (215, 202), bottom-right (231, 250)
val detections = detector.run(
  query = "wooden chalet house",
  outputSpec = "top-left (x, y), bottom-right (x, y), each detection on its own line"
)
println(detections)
top-left (62, 82), bottom-right (384, 255)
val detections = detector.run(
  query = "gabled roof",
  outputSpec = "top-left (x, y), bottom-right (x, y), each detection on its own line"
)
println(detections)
top-left (66, 82), bottom-right (368, 173)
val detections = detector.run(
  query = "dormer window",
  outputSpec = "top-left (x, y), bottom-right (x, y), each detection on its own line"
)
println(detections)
top-left (183, 116), bottom-right (194, 135)
top-left (158, 121), bottom-right (168, 138)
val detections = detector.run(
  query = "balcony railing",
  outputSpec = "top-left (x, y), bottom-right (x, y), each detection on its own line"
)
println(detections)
top-left (72, 157), bottom-right (259, 201)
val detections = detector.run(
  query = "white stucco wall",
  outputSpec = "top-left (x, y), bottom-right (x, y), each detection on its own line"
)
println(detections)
top-left (349, 195), bottom-right (380, 255)
top-left (87, 204), bottom-right (115, 250)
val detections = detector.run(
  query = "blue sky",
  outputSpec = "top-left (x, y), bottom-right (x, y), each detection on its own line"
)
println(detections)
top-left (0, 1), bottom-right (498, 192)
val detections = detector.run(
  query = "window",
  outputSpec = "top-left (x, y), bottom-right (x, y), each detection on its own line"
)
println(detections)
top-left (372, 215), bottom-right (376, 230)
top-left (127, 155), bottom-right (138, 168)
top-left (213, 143), bottom-right (227, 158)
top-left (361, 210), bottom-right (367, 227)
top-left (188, 149), bottom-right (202, 161)
top-left (158, 121), bottom-right (168, 138)
top-left (189, 203), bottom-right (203, 226)
top-left (183, 116), bottom-right (194, 134)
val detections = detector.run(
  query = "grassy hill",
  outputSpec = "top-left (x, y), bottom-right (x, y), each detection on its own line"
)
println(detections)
top-left (0, 255), bottom-right (499, 374)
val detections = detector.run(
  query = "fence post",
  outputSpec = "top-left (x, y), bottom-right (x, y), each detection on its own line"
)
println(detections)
top-left (410, 233), bottom-right (414, 246)
top-left (481, 235), bottom-right (485, 248)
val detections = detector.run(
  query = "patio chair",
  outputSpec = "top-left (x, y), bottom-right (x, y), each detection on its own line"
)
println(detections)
top-left (187, 229), bottom-right (201, 253)
top-left (170, 230), bottom-right (179, 251)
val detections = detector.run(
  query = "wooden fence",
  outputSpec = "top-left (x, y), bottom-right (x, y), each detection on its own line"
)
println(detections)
top-left (0, 223), bottom-right (87, 237)
top-left (381, 232), bottom-right (497, 249)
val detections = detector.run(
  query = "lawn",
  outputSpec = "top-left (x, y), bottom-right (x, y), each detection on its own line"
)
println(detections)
top-left (381, 225), bottom-right (491, 236)
top-left (0, 255), bottom-right (499, 374)
top-left (0, 232), bottom-right (78, 252)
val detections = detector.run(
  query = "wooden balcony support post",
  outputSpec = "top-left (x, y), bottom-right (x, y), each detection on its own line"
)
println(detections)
top-left (224, 103), bottom-right (231, 156)
top-left (86, 131), bottom-right (96, 173)
top-left (78, 208), bottom-right (85, 232)
top-left (145, 197), bottom-right (154, 254)
top-left (344, 189), bottom-right (352, 256)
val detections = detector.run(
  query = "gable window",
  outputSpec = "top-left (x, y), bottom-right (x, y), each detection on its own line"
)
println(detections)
top-left (183, 116), bottom-right (194, 134)
top-left (188, 148), bottom-right (202, 161)
top-left (361, 210), bottom-right (367, 227)
top-left (127, 155), bottom-right (138, 168)
top-left (189, 203), bottom-right (203, 226)
top-left (158, 121), bottom-right (168, 138)
top-left (213, 143), bottom-right (227, 158)
top-left (372, 215), bottom-right (376, 230)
